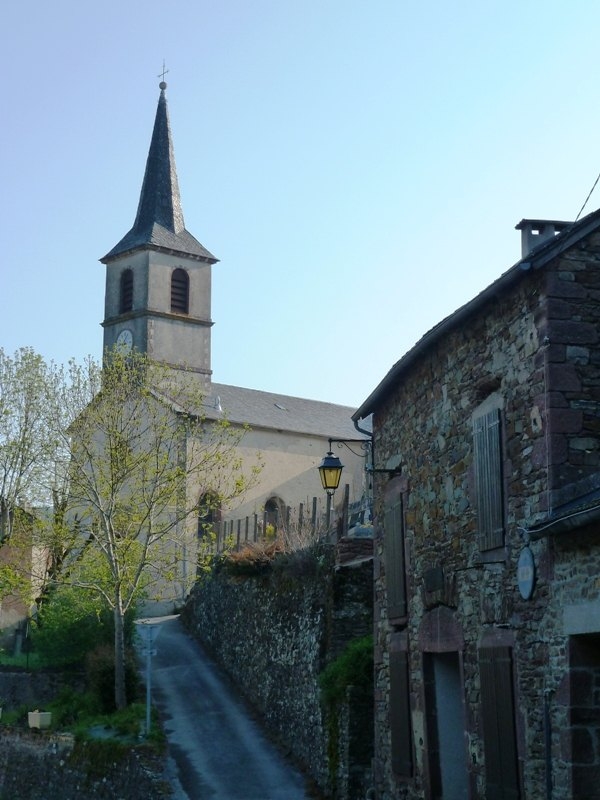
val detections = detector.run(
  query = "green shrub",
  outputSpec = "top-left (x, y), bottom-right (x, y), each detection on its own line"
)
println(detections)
top-left (31, 586), bottom-right (136, 666)
top-left (48, 687), bottom-right (101, 727)
top-left (319, 635), bottom-right (374, 707)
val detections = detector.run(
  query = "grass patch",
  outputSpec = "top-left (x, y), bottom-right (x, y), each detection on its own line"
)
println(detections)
top-left (47, 688), bottom-right (164, 747)
top-left (0, 650), bottom-right (48, 669)
top-left (0, 687), bottom-right (164, 750)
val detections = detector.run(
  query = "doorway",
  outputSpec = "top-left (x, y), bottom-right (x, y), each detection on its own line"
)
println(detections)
top-left (570, 634), bottom-right (600, 798)
top-left (424, 651), bottom-right (469, 799)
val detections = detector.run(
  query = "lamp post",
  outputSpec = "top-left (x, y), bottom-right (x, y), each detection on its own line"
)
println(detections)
top-left (317, 436), bottom-right (399, 534)
top-left (318, 450), bottom-right (344, 529)
top-left (318, 437), bottom-right (371, 532)
top-left (134, 614), bottom-right (178, 736)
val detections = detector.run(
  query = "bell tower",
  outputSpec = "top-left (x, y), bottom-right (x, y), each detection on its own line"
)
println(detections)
top-left (100, 81), bottom-right (218, 388)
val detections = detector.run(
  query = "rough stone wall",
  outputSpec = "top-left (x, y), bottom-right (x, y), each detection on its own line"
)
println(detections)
top-left (539, 239), bottom-right (600, 501)
top-left (372, 269), bottom-right (547, 798)
top-left (0, 669), bottom-right (84, 711)
top-left (182, 546), bottom-right (373, 798)
top-left (370, 237), bottom-right (600, 800)
top-left (541, 525), bottom-right (600, 799)
top-left (0, 730), bottom-right (171, 799)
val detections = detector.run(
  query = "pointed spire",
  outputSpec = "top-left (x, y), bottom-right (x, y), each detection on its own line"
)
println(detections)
top-left (133, 81), bottom-right (185, 235)
top-left (102, 82), bottom-right (217, 263)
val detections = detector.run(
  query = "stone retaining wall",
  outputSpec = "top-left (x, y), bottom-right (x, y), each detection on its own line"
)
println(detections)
top-left (182, 544), bottom-right (374, 799)
top-left (0, 730), bottom-right (171, 799)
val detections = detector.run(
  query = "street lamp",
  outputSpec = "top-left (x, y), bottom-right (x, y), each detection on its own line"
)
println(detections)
top-left (317, 436), bottom-right (401, 533)
top-left (318, 438), bottom-right (372, 497)
top-left (318, 450), bottom-right (344, 496)
top-left (318, 437), bottom-right (370, 532)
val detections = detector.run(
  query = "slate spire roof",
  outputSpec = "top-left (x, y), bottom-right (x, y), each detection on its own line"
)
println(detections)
top-left (102, 82), bottom-right (217, 263)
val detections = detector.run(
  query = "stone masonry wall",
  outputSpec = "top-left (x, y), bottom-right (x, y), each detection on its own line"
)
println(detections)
top-left (370, 233), bottom-right (600, 800)
top-left (0, 730), bottom-right (172, 799)
top-left (0, 671), bottom-right (173, 799)
top-left (182, 544), bottom-right (373, 799)
top-left (372, 267), bottom-right (550, 798)
top-left (369, 233), bottom-right (600, 800)
top-left (539, 237), bottom-right (600, 502)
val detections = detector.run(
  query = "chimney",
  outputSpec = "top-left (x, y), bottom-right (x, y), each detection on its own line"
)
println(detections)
top-left (515, 219), bottom-right (571, 258)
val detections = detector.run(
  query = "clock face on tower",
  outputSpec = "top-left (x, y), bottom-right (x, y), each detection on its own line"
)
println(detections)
top-left (116, 329), bottom-right (133, 352)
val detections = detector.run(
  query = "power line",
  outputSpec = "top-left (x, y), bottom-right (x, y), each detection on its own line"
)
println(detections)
top-left (575, 170), bottom-right (600, 221)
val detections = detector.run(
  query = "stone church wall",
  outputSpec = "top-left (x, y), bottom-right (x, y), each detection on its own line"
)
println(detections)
top-left (182, 542), bottom-right (374, 799)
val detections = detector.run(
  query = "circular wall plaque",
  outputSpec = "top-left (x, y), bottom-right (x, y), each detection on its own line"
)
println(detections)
top-left (517, 546), bottom-right (535, 600)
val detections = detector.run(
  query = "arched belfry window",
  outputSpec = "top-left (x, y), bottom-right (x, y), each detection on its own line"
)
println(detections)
top-left (171, 268), bottom-right (189, 314)
top-left (119, 269), bottom-right (133, 314)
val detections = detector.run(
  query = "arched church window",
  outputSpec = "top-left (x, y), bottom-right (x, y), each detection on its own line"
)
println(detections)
top-left (171, 268), bottom-right (189, 313)
top-left (265, 496), bottom-right (285, 532)
top-left (198, 492), bottom-right (221, 540)
top-left (119, 269), bottom-right (133, 314)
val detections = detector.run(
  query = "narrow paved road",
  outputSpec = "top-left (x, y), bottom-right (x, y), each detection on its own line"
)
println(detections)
top-left (138, 616), bottom-right (309, 800)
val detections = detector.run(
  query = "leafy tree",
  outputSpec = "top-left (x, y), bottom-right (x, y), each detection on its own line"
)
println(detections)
top-left (0, 348), bottom-right (99, 519)
top-left (54, 349), bottom-right (259, 709)
top-left (0, 348), bottom-right (98, 607)
top-left (1, 347), bottom-right (259, 708)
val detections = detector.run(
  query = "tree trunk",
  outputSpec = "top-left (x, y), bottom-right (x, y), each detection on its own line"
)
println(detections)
top-left (114, 598), bottom-right (127, 710)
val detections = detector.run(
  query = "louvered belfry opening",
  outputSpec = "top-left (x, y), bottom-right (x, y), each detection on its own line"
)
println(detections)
top-left (119, 269), bottom-right (133, 314)
top-left (171, 268), bottom-right (189, 313)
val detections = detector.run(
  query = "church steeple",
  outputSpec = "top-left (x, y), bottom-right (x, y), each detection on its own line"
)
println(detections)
top-left (100, 81), bottom-right (216, 384)
top-left (102, 82), bottom-right (217, 264)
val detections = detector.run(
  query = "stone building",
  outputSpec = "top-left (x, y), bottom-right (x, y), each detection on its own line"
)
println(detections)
top-left (353, 215), bottom-right (600, 798)
top-left (96, 81), bottom-right (366, 606)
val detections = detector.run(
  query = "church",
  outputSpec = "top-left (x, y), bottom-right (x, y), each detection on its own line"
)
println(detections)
top-left (99, 80), bottom-right (367, 600)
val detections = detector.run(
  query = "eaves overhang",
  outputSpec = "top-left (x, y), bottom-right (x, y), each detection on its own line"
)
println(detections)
top-left (353, 207), bottom-right (600, 424)
top-left (100, 241), bottom-right (218, 265)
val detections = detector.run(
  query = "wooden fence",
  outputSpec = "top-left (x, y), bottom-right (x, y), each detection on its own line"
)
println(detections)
top-left (212, 488), bottom-right (372, 552)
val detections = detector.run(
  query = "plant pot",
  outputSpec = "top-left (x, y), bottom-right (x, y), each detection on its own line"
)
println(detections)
top-left (28, 711), bottom-right (51, 729)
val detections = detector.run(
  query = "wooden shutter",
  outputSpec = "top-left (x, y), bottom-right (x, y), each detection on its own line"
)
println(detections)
top-left (384, 477), bottom-right (406, 618)
top-left (479, 647), bottom-right (520, 800)
top-left (473, 408), bottom-right (504, 550)
top-left (389, 646), bottom-right (413, 777)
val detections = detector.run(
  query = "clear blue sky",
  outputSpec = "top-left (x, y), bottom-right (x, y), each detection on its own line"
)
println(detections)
top-left (2, 1), bottom-right (600, 408)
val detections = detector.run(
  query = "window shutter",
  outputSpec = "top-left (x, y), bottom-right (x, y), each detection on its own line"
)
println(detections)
top-left (479, 647), bottom-right (520, 800)
top-left (389, 647), bottom-right (413, 777)
top-left (473, 408), bottom-right (504, 550)
top-left (171, 268), bottom-right (189, 313)
top-left (384, 479), bottom-right (406, 618)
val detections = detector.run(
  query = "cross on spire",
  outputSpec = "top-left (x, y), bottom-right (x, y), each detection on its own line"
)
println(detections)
top-left (158, 60), bottom-right (169, 85)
